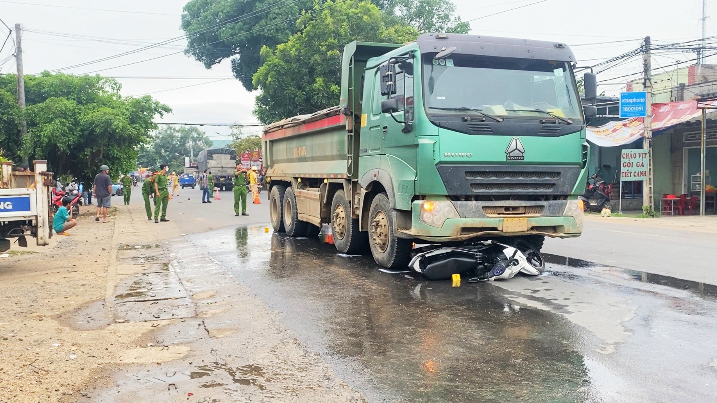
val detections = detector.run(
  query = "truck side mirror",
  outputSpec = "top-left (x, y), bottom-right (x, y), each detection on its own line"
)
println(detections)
top-left (381, 98), bottom-right (399, 114)
top-left (380, 63), bottom-right (396, 96)
top-left (584, 72), bottom-right (597, 103)
top-left (583, 105), bottom-right (597, 122)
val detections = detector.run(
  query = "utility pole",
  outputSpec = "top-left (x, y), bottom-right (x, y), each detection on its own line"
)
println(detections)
top-left (643, 36), bottom-right (654, 211)
top-left (15, 23), bottom-right (27, 166)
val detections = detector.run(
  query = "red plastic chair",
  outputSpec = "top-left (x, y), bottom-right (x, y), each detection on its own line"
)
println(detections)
top-left (661, 197), bottom-right (674, 215)
top-left (675, 195), bottom-right (688, 215)
top-left (688, 196), bottom-right (699, 215)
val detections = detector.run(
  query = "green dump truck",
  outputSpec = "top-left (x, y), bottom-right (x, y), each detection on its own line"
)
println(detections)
top-left (263, 33), bottom-right (596, 271)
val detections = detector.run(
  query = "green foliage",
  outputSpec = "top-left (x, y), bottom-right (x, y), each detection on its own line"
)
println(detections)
top-left (137, 125), bottom-right (213, 174)
top-left (0, 72), bottom-right (169, 184)
top-left (640, 205), bottom-right (659, 218)
top-left (181, 0), bottom-right (466, 93)
top-left (252, 0), bottom-right (418, 123)
top-left (181, 0), bottom-right (313, 91)
top-left (232, 134), bottom-right (262, 153)
top-left (372, 0), bottom-right (469, 33)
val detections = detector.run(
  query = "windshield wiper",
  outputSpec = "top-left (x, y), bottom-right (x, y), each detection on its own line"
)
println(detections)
top-left (428, 107), bottom-right (503, 122)
top-left (506, 109), bottom-right (573, 124)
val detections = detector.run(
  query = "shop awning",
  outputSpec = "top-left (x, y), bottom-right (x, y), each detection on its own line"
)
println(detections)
top-left (586, 100), bottom-right (717, 147)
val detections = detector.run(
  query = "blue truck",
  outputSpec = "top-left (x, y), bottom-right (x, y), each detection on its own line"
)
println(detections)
top-left (179, 173), bottom-right (196, 189)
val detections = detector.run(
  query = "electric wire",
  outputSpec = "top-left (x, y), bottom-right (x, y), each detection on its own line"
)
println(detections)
top-left (51, 0), bottom-right (297, 72)
top-left (78, 16), bottom-right (296, 75)
top-left (0, 0), bottom-right (178, 16)
top-left (464, 0), bottom-right (548, 23)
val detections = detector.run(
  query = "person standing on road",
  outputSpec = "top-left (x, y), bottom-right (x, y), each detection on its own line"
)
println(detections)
top-left (120, 174), bottom-right (132, 205)
top-left (141, 168), bottom-right (156, 220)
top-left (154, 164), bottom-right (170, 223)
top-left (93, 164), bottom-right (112, 223)
top-left (233, 165), bottom-right (248, 216)
top-left (170, 171), bottom-right (180, 197)
top-left (202, 170), bottom-right (213, 203)
top-left (249, 166), bottom-right (260, 203)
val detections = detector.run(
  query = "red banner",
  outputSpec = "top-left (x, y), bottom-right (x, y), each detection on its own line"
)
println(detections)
top-left (587, 100), bottom-right (717, 147)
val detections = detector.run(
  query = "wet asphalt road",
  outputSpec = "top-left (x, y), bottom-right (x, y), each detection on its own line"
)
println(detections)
top-left (184, 226), bottom-right (717, 403)
top-left (146, 187), bottom-right (717, 402)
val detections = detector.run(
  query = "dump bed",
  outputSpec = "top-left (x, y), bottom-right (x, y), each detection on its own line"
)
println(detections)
top-left (262, 107), bottom-right (349, 179)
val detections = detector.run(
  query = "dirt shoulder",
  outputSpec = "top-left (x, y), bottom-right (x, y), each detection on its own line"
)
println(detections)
top-left (0, 200), bottom-right (364, 402)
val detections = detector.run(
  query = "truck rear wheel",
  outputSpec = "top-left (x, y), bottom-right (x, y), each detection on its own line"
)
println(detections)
top-left (331, 190), bottom-right (367, 254)
top-left (368, 193), bottom-right (411, 269)
top-left (283, 187), bottom-right (307, 237)
top-left (270, 185), bottom-right (286, 232)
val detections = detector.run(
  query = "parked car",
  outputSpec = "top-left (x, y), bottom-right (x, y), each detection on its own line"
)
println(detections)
top-left (111, 182), bottom-right (123, 196)
top-left (179, 173), bottom-right (196, 189)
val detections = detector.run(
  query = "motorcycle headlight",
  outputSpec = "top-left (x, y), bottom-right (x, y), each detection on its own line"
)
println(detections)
top-left (419, 199), bottom-right (459, 228)
top-left (563, 199), bottom-right (584, 229)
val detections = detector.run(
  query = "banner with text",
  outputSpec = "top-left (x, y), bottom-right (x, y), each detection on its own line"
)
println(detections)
top-left (620, 150), bottom-right (649, 181)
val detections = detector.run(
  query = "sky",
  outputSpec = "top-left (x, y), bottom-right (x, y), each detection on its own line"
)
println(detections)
top-left (0, 0), bottom-right (712, 139)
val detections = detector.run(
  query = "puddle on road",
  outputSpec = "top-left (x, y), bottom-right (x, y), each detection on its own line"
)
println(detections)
top-left (193, 362), bottom-right (267, 390)
top-left (543, 253), bottom-right (717, 300)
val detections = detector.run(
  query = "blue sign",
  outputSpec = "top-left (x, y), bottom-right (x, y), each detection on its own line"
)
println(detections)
top-left (620, 92), bottom-right (647, 118)
top-left (0, 196), bottom-right (32, 212)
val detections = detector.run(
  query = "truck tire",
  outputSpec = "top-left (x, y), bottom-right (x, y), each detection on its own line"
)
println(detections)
top-left (116, 188), bottom-right (123, 196)
top-left (283, 187), bottom-right (307, 237)
top-left (270, 185), bottom-right (286, 232)
top-left (331, 190), bottom-right (367, 254)
top-left (368, 192), bottom-right (412, 269)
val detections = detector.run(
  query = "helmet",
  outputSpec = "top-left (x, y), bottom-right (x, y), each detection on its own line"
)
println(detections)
top-left (100, 164), bottom-right (109, 171)
top-left (251, 166), bottom-right (258, 171)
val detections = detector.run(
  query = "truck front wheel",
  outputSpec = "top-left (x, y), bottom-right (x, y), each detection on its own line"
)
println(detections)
top-left (270, 185), bottom-right (286, 232)
top-left (331, 190), bottom-right (367, 254)
top-left (283, 187), bottom-right (307, 237)
top-left (368, 193), bottom-right (411, 269)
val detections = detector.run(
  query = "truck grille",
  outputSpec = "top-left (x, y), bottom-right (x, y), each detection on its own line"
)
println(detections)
top-left (466, 123), bottom-right (493, 134)
top-left (466, 171), bottom-right (561, 180)
top-left (437, 165), bottom-right (581, 196)
top-left (471, 183), bottom-right (555, 192)
top-left (482, 206), bottom-right (544, 217)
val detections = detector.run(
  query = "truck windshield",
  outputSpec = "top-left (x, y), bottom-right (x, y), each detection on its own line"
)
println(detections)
top-left (422, 53), bottom-right (582, 120)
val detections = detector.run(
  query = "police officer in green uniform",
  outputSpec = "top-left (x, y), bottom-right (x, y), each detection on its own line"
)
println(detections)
top-left (141, 168), bottom-right (156, 220)
top-left (233, 164), bottom-right (248, 216)
top-left (154, 164), bottom-right (170, 223)
top-left (121, 174), bottom-right (132, 205)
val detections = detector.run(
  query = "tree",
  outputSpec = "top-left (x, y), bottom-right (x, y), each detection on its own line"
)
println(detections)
top-left (232, 134), bottom-right (262, 154)
top-left (181, 0), bottom-right (313, 91)
top-left (180, 0), bottom-right (467, 92)
top-left (371, 0), bottom-right (469, 33)
top-left (252, 0), bottom-right (418, 124)
top-left (137, 126), bottom-right (213, 174)
top-left (0, 72), bottom-right (169, 184)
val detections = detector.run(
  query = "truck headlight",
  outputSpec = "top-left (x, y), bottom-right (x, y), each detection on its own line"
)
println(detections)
top-left (419, 199), bottom-right (459, 228)
top-left (563, 199), bottom-right (584, 229)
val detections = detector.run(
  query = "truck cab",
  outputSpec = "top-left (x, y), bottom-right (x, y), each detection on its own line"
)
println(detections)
top-left (263, 33), bottom-right (596, 270)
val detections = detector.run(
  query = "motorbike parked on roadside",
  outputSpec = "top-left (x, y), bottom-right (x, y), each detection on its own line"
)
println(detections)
top-left (51, 179), bottom-right (82, 216)
top-left (579, 174), bottom-right (611, 212)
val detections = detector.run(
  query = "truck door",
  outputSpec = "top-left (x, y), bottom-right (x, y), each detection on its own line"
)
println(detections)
top-left (365, 57), bottom-right (418, 161)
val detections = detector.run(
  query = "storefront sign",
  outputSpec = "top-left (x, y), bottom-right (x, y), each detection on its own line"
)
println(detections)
top-left (620, 150), bottom-right (649, 181)
top-left (620, 92), bottom-right (647, 118)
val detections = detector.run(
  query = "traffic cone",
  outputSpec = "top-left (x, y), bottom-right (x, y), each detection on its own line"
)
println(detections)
top-left (252, 189), bottom-right (261, 204)
top-left (214, 188), bottom-right (221, 200)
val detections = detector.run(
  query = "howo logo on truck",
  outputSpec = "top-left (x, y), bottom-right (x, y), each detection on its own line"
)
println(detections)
top-left (505, 137), bottom-right (525, 161)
